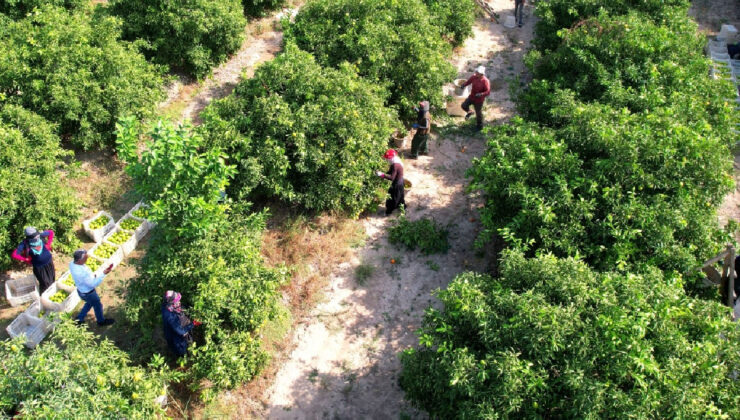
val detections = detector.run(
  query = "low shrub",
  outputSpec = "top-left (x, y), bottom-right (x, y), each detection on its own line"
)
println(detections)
top-left (285, 0), bottom-right (456, 118)
top-left (200, 44), bottom-right (398, 216)
top-left (0, 105), bottom-right (79, 271)
top-left (388, 215), bottom-right (450, 255)
top-left (401, 251), bottom-right (740, 418)
top-left (0, 5), bottom-right (165, 149)
top-left (110, 0), bottom-right (246, 78)
top-left (0, 320), bottom-right (173, 418)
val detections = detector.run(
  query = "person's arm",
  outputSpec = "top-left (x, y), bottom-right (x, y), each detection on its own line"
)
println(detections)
top-left (461, 76), bottom-right (474, 88)
top-left (165, 311), bottom-right (194, 337)
top-left (42, 230), bottom-right (54, 250)
top-left (476, 78), bottom-right (491, 98)
top-left (11, 247), bottom-right (31, 264)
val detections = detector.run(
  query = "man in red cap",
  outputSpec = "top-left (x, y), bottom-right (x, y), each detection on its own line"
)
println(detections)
top-left (460, 66), bottom-right (490, 131)
top-left (376, 149), bottom-right (405, 215)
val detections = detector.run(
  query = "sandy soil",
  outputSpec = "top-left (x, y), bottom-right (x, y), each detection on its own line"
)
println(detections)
top-left (253, 1), bottom-right (535, 418)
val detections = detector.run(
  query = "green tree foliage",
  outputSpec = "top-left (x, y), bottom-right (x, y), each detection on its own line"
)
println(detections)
top-left (520, 13), bottom-right (735, 127)
top-left (0, 0), bottom-right (85, 19)
top-left (0, 320), bottom-right (172, 418)
top-left (242, 0), bottom-right (284, 17)
top-left (401, 252), bottom-right (740, 418)
top-left (285, 0), bottom-right (456, 117)
top-left (200, 45), bottom-right (398, 216)
top-left (423, 0), bottom-right (475, 47)
top-left (0, 105), bottom-right (79, 271)
top-left (469, 11), bottom-right (735, 273)
top-left (110, 0), bottom-right (246, 79)
top-left (533, 0), bottom-right (689, 51)
top-left (468, 106), bottom-right (732, 273)
top-left (117, 119), bottom-right (286, 389)
top-left (0, 6), bottom-right (164, 149)
top-left (117, 118), bottom-right (235, 242)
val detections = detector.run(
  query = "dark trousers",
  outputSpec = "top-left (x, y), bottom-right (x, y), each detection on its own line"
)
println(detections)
top-left (410, 132), bottom-right (428, 157)
top-left (77, 289), bottom-right (105, 324)
top-left (514, 0), bottom-right (524, 25)
top-left (33, 260), bottom-right (55, 294)
top-left (386, 182), bottom-right (405, 215)
top-left (462, 98), bottom-right (484, 128)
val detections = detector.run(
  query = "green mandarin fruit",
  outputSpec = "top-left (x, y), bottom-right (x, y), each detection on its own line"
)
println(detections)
top-left (89, 214), bottom-right (111, 230)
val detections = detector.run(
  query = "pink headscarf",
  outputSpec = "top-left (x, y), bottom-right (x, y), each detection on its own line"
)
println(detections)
top-left (164, 290), bottom-right (182, 313)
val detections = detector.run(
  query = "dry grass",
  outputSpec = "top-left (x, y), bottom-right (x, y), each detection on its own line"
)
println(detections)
top-left (262, 212), bottom-right (365, 312)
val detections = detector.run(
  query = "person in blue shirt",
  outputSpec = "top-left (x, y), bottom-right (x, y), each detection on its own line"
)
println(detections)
top-left (69, 249), bottom-right (114, 326)
top-left (162, 290), bottom-right (200, 357)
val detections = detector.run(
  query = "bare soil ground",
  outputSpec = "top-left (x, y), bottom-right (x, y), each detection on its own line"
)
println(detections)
top-left (237, 1), bottom-right (536, 418)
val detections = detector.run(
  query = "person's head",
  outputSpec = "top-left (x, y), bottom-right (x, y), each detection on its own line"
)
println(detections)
top-left (418, 101), bottom-right (430, 112)
top-left (474, 65), bottom-right (486, 78)
top-left (24, 226), bottom-right (39, 241)
top-left (73, 249), bottom-right (88, 265)
top-left (164, 290), bottom-right (182, 312)
top-left (383, 148), bottom-right (397, 162)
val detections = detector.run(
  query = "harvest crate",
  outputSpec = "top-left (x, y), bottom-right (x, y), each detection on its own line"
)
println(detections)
top-left (104, 227), bottom-right (137, 256)
top-left (90, 240), bottom-right (124, 269)
top-left (118, 214), bottom-right (150, 241)
top-left (129, 201), bottom-right (155, 230)
top-left (7, 311), bottom-right (53, 348)
top-left (82, 211), bottom-right (115, 243)
top-left (41, 282), bottom-right (80, 313)
top-left (56, 271), bottom-right (76, 293)
top-left (5, 274), bottom-right (39, 307)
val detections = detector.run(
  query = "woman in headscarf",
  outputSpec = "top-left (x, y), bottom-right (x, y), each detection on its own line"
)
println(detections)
top-left (376, 149), bottom-right (405, 215)
top-left (11, 226), bottom-right (55, 293)
top-left (162, 291), bottom-right (200, 357)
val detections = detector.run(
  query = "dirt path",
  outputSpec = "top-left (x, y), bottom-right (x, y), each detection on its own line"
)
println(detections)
top-left (159, 14), bottom-right (286, 125)
top-left (258, 1), bottom-right (535, 418)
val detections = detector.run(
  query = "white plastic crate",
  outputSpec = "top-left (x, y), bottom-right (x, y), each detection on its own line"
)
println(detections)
top-left (90, 240), bottom-right (124, 269)
top-left (55, 271), bottom-right (76, 293)
top-left (118, 214), bottom-right (150, 241)
top-left (7, 312), bottom-right (53, 348)
top-left (40, 282), bottom-right (80, 313)
top-left (5, 275), bottom-right (39, 307)
top-left (82, 211), bottom-right (115, 243)
top-left (129, 201), bottom-right (155, 230)
top-left (104, 227), bottom-right (137, 256)
top-left (712, 52), bottom-right (731, 61)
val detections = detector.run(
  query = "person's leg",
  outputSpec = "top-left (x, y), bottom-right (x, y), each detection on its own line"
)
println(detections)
top-left (418, 133), bottom-right (429, 154)
top-left (76, 294), bottom-right (94, 323)
top-left (516, 1), bottom-right (523, 26)
top-left (36, 261), bottom-right (55, 294)
top-left (85, 290), bottom-right (106, 324)
top-left (410, 132), bottom-right (421, 157)
top-left (385, 187), bottom-right (397, 215)
top-left (474, 102), bottom-right (484, 129)
top-left (462, 98), bottom-right (474, 119)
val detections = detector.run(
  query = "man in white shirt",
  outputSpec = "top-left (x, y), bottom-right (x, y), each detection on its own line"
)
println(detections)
top-left (69, 249), bottom-right (114, 326)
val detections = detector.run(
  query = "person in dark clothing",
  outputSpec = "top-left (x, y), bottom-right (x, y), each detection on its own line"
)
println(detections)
top-left (162, 290), bottom-right (200, 357)
top-left (461, 66), bottom-right (491, 131)
top-left (11, 227), bottom-right (56, 293)
top-left (410, 101), bottom-right (431, 158)
top-left (514, 0), bottom-right (525, 27)
top-left (376, 149), bottom-right (405, 215)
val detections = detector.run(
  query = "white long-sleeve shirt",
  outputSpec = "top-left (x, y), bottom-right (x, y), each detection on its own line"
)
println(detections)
top-left (69, 261), bottom-right (106, 293)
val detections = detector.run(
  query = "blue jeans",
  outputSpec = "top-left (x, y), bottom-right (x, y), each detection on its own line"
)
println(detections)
top-left (515, 0), bottom-right (524, 25)
top-left (76, 289), bottom-right (105, 324)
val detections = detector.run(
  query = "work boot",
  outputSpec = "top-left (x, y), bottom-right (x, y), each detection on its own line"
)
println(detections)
top-left (465, 111), bottom-right (474, 120)
top-left (97, 318), bottom-right (115, 326)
